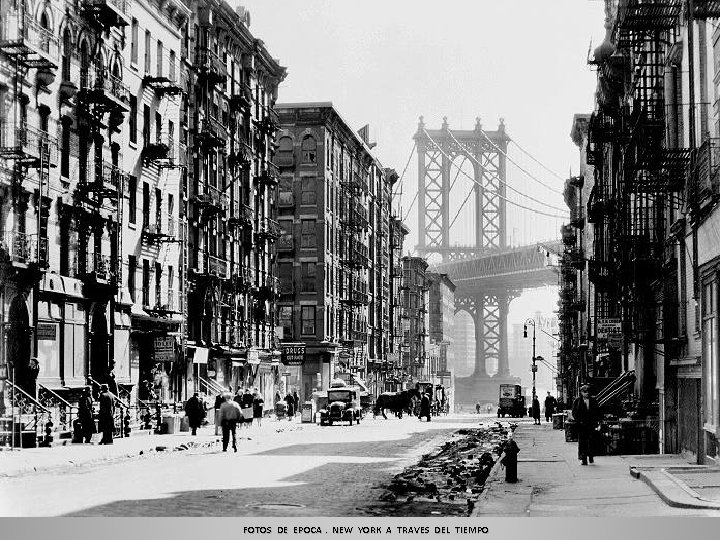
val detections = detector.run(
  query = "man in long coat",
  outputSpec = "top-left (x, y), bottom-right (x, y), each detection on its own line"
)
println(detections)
top-left (531, 395), bottom-right (541, 425)
top-left (544, 392), bottom-right (557, 423)
top-left (98, 384), bottom-right (115, 445)
top-left (572, 384), bottom-right (601, 465)
top-left (184, 392), bottom-right (206, 436)
top-left (78, 386), bottom-right (96, 443)
top-left (419, 393), bottom-right (431, 422)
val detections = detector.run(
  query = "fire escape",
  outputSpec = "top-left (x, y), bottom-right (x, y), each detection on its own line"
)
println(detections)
top-left (339, 168), bottom-right (369, 372)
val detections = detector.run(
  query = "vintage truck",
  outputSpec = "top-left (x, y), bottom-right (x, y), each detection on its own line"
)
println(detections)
top-left (497, 384), bottom-right (526, 418)
top-left (319, 386), bottom-right (362, 426)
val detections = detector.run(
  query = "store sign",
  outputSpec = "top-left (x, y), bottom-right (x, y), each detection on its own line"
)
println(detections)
top-left (247, 349), bottom-right (261, 365)
top-left (36, 323), bottom-right (56, 341)
top-left (154, 336), bottom-right (176, 363)
top-left (281, 343), bottom-right (306, 365)
top-left (597, 318), bottom-right (622, 339)
top-left (192, 346), bottom-right (209, 364)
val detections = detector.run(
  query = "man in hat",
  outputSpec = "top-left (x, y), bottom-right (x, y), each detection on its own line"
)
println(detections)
top-left (219, 393), bottom-right (242, 452)
top-left (184, 392), bottom-right (206, 436)
top-left (572, 384), bottom-right (601, 465)
top-left (98, 384), bottom-right (115, 445)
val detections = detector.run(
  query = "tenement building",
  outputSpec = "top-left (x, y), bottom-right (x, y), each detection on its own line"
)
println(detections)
top-left (0, 0), bottom-right (284, 446)
top-left (400, 256), bottom-right (429, 381)
top-left (182, 1), bottom-right (285, 405)
top-left (427, 272), bottom-right (455, 393)
top-left (273, 103), bottom-right (402, 401)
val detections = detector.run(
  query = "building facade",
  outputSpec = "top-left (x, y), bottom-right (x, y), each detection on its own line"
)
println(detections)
top-left (400, 256), bottom-right (429, 381)
top-left (273, 103), bottom-right (403, 402)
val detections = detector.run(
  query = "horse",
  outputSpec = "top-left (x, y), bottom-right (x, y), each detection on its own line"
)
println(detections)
top-left (374, 389), bottom-right (420, 419)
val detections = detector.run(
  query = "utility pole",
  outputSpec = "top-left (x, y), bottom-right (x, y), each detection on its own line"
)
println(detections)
top-left (524, 318), bottom-right (537, 400)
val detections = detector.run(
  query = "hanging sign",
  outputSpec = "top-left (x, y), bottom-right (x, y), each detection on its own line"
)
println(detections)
top-left (281, 343), bottom-right (306, 365)
top-left (154, 336), bottom-right (176, 363)
top-left (36, 323), bottom-right (57, 341)
top-left (597, 318), bottom-right (622, 339)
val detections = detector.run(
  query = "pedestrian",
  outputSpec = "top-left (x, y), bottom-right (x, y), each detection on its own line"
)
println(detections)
top-left (241, 387), bottom-right (254, 429)
top-left (531, 395), bottom-right (541, 425)
top-left (98, 384), bottom-right (115, 445)
top-left (292, 389), bottom-right (300, 417)
top-left (475, 402), bottom-right (481, 414)
top-left (219, 393), bottom-right (242, 452)
top-left (572, 385), bottom-right (601, 465)
top-left (285, 390), bottom-right (295, 420)
top-left (213, 393), bottom-right (224, 436)
top-left (252, 388), bottom-right (264, 427)
top-left (544, 391), bottom-right (557, 423)
top-left (78, 386), bottom-right (96, 443)
top-left (419, 392), bottom-right (431, 422)
top-left (184, 392), bottom-right (206, 436)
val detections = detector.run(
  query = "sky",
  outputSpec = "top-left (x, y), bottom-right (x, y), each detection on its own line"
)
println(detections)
top-left (239, 0), bottom-right (606, 371)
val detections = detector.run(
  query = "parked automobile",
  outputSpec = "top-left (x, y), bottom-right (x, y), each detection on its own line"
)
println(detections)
top-left (319, 387), bottom-right (361, 426)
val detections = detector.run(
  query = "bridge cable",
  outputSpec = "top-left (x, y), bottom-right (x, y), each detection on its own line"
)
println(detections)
top-left (509, 140), bottom-right (567, 185)
top-left (445, 129), bottom-right (567, 211)
top-left (403, 188), bottom-right (420, 223)
top-left (449, 184), bottom-right (477, 229)
top-left (391, 142), bottom-right (416, 199)
top-left (422, 129), bottom-right (567, 219)
top-left (470, 128), bottom-right (565, 196)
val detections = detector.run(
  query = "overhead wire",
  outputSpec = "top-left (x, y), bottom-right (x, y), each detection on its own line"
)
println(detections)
top-left (422, 129), bottom-right (568, 219)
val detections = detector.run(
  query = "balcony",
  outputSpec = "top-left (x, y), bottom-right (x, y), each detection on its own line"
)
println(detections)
top-left (0, 121), bottom-right (58, 168)
top-left (256, 217), bottom-right (281, 242)
top-left (341, 173), bottom-right (368, 195)
top-left (565, 247), bottom-right (585, 270)
top-left (229, 82), bottom-right (253, 112)
top-left (341, 242), bottom-right (369, 269)
top-left (229, 142), bottom-right (253, 171)
top-left (258, 107), bottom-right (280, 135)
top-left (561, 224), bottom-right (576, 246)
top-left (195, 47), bottom-right (227, 86)
top-left (79, 253), bottom-right (113, 285)
top-left (147, 289), bottom-right (180, 314)
top-left (195, 115), bottom-right (227, 152)
top-left (0, 231), bottom-right (47, 269)
top-left (143, 55), bottom-right (183, 96)
top-left (79, 160), bottom-right (122, 202)
top-left (694, 1), bottom-right (720, 19)
top-left (277, 234), bottom-right (294, 253)
top-left (141, 218), bottom-right (177, 244)
top-left (589, 259), bottom-right (614, 290)
top-left (79, 66), bottom-right (130, 113)
top-left (228, 201), bottom-right (254, 229)
top-left (689, 138), bottom-right (720, 207)
top-left (341, 205), bottom-right (369, 230)
top-left (142, 131), bottom-right (174, 165)
top-left (569, 206), bottom-right (585, 229)
top-left (195, 185), bottom-right (229, 220)
top-left (340, 290), bottom-right (370, 306)
top-left (229, 266), bottom-right (253, 292)
top-left (207, 255), bottom-right (229, 279)
top-left (0, 13), bottom-right (59, 70)
top-left (255, 163), bottom-right (280, 188)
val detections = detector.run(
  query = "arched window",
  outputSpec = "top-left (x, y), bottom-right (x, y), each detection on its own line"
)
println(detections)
top-left (278, 136), bottom-right (292, 153)
top-left (39, 12), bottom-right (50, 53)
top-left (79, 41), bottom-right (89, 87)
top-left (62, 29), bottom-right (72, 81)
top-left (301, 135), bottom-right (317, 164)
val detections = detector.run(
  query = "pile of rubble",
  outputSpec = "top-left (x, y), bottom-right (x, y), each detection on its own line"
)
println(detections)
top-left (373, 422), bottom-right (513, 516)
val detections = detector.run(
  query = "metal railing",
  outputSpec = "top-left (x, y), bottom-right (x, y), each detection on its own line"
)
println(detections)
top-left (0, 120), bottom-right (58, 164)
top-left (82, 0), bottom-right (132, 17)
top-left (197, 376), bottom-right (226, 397)
top-left (195, 47), bottom-right (227, 80)
top-left (95, 160), bottom-right (122, 189)
top-left (0, 231), bottom-right (47, 265)
top-left (0, 13), bottom-right (60, 61)
top-left (690, 138), bottom-right (720, 203)
top-left (258, 217), bottom-right (281, 239)
top-left (207, 254), bottom-right (229, 278)
top-left (38, 384), bottom-right (78, 434)
top-left (80, 66), bottom-right (130, 105)
top-left (3, 379), bottom-right (52, 448)
top-left (87, 376), bottom-right (130, 438)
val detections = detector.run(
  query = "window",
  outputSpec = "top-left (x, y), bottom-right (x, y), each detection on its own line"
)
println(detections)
top-left (703, 279), bottom-right (719, 428)
top-left (62, 29), bottom-right (71, 81)
top-left (142, 182), bottom-right (150, 228)
top-left (60, 118), bottom-right (70, 178)
top-left (155, 188), bottom-right (162, 229)
top-left (142, 259), bottom-right (150, 306)
top-left (169, 50), bottom-right (176, 82)
top-left (128, 175), bottom-right (137, 224)
top-left (301, 306), bottom-right (316, 336)
top-left (131, 18), bottom-right (139, 64)
top-left (129, 95), bottom-right (137, 144)
top-left (301, 177), bottom-right (317, 205)
top-left (301, 262), bottom-right (316, 293)
top-left (155, 111), bottom-right (162, 143)
top-left (154, 262), bottom-right (162, 307)
top-left (301, 220), bottom-right (316, 249)
top-left (301, 135), bottom-right (317, 163)
top-left (156, 40), bottom-right (163, 77)
top-left (279, 263), bottom-right (293, 294)
top-left (143, 105), bottom-right (150, 146)
top-left (144, 30), bottom-right (151, 73)
top-left (128, 255), bottom-right (136, 302)
top-left (279, 306), bottom-right (293, 339)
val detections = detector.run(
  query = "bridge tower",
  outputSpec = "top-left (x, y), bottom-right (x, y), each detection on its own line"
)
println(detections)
top-left (415, 117), bottom-right (520, 407)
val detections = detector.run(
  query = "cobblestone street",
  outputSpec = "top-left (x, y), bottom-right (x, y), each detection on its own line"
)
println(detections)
top-left (0, 415), bottom-right (482, 516)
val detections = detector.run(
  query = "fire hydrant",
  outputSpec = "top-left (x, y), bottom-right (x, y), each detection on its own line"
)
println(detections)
top-left (501, 438), bottom-right (520, 483)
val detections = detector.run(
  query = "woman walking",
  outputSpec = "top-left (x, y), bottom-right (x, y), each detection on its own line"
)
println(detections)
top-left (252, 388), bottom-right (264, 427)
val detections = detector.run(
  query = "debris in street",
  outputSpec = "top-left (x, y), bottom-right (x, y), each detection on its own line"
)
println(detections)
top-left (368, 422), bottom-right (512, 516)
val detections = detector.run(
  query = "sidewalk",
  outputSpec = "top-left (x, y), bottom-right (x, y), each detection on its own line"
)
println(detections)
top-left (0, 415), bottom-right (304, 478)
top-left (473, 421), bottom-right (720, 516)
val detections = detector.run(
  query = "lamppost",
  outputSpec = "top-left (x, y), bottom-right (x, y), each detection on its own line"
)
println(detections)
top-left (524, 318), bottom-right (537, 400)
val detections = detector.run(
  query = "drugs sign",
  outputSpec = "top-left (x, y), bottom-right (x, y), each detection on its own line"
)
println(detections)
top-left (281, 343), bottom-right (306, 365)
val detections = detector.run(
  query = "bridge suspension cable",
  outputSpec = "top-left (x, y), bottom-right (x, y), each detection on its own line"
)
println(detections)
top-left (422, 129), bottom-right (568, 220)
top-left (473, 128), bottom-right (565, 196)
top-left (391, 142), bottom-right (416, 199)
top-left (446, 129), bottom-right (566, 211)
top-left (509, 140), bottom-right (567, 185)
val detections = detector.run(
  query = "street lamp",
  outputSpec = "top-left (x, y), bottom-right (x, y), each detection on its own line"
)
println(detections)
top-left (524, 318), bottom-right (537, 400)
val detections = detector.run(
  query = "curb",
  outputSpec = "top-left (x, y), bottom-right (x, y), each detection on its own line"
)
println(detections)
top-left (470, 428), bottom-right (515, 516)
top-left (630, 467), bottom-right (720, 510)
top-left (0, 438), bottom-right (222, 479)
